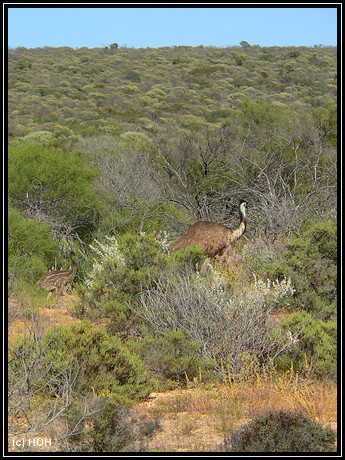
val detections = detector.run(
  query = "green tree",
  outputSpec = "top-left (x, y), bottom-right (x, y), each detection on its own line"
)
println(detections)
top-left (8, 141), bottom-right (100, 240)
top-left (239, 40), bottom-right (251, 48)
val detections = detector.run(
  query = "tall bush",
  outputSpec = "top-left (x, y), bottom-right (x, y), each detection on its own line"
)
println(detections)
top-left (139, 269), bottom-right (295, 373)
top-left (8, 208), bottom-right (58, 285)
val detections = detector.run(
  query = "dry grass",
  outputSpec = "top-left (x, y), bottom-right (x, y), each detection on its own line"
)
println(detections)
top-left (8, 293), bottom-right (81, 342)
top-left (7, 360), bottom-right (337, 453)
top-left (132, 367), bottom-right (337, 453)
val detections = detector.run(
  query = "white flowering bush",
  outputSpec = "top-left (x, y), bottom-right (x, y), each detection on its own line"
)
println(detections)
top-left (85, 236), bottom-right (125, 290)
top-left (154, 230), bottom-right (171, 254)
top-left (252, 274), bottom-right (295, 309)
top-left (80, 232), bottom-right (171, 335)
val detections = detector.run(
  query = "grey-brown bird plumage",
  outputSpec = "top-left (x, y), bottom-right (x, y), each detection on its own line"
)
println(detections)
top-left (171, 200), bottom-right (247, 271)
top-left (39, 251), bottom-right (77, 294)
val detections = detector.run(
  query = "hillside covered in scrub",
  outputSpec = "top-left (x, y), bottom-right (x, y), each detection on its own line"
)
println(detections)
top-left (8, 44), bottom-right (337, 453)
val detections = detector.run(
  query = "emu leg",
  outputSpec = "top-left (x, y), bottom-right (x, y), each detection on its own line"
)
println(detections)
top-left (200, 257), bottom-right (211, 273)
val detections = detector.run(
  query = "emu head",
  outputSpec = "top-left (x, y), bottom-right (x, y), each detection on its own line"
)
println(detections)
top-left (239, 199), bottom-right (248, 221)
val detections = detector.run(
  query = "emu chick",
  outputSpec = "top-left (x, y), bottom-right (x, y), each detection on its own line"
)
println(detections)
top-left (39, 266), bottom-right (77, 293)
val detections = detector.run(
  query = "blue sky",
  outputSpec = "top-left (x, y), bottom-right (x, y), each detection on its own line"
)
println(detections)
top-left (7, 6), bottom-right (338, 49)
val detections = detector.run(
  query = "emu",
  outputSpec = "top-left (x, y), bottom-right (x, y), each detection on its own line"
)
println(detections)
top-left (39, 251), bottom-right (77, 298)
top-left (171, 199), bottom-right (247, 272)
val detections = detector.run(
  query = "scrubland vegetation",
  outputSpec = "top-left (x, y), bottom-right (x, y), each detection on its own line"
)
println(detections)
top-left (8, 43), bottom-right (337, 452)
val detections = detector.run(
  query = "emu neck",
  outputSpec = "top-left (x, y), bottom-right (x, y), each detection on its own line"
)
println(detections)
top-left (240, 208), bottom-right (246, 224)
top-left (227, 221), bottom-right (246, 244)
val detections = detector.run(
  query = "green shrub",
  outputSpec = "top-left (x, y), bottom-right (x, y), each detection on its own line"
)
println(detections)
top-left (10, 321), bottom-right (155, 400)
top-left (123, 69), bottom-right (141, 82)
top-left (131, 329), bottom-right (216, 387)
top-left (223, 411), bottom-right (337, 452)
top-left (81, 233), bottom-right (170, 333)
top-left (244, 218), bottom-right (337, 321)
top-left (22, 130), bottom-right (57, 146)
top-left (53, 321), bottom-right (154, 398)
top-left (75, 394), bottom-right (160, 452)
top-left (204, 108), bottom-right (233, 123)
top-left (279, 311), bottom-right (336, 380)
top-left (170, 244), bottom-right (206, 272)
top-left (284, 218), bottom-right (337, 320)
top-left (118, 232), bottom-right (168, 276)
top-left (8, 208), bottom-right (58, 285)
top-left (9, 322), bottom-right (159, 450)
